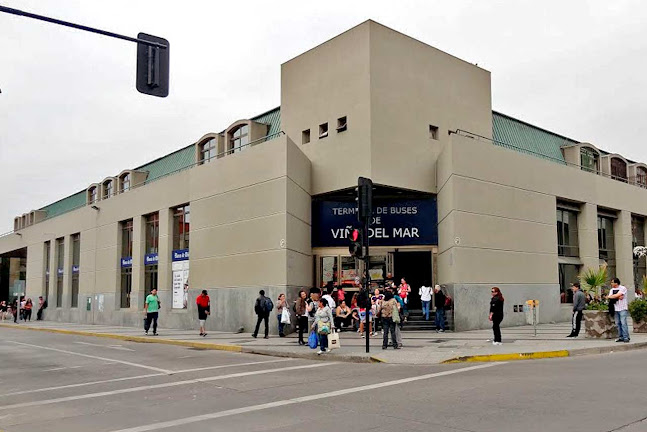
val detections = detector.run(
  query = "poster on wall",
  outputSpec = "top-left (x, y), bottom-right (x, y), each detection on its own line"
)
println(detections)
top-left (172, 260), bottom-right (189, 309)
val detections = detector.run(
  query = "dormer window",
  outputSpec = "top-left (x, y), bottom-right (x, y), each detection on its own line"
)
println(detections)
top-left (637, 167), bottom-right (647, 188)
top-left (103, 180), bottom-right (114, 199)
top-left (88, 186), bottom-right (98, 204)
top-left (610, 157), bottom-right (628, 182)
top-left (200, 138), bottom-right (217, 164)
top-left (121, 173), bottom-right (131, 192)
top-left (229, 124), bottom-right (249, 154)
top-left (580, 147), bottom-right (599, 173)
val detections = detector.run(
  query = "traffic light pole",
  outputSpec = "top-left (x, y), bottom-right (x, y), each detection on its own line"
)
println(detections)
top-left (363, 217), bottom-right (371, 353)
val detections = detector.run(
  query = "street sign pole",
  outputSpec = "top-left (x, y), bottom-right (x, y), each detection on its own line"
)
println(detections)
top-left (357, 177), bottom-right (373, 353)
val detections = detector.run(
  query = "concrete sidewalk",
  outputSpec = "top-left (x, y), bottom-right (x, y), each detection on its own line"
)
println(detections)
top-left (2, 320), bottom-right (646, 364)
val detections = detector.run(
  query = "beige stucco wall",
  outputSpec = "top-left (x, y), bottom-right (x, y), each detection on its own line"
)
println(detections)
top-left (0, 136), bottom-right (312, 332)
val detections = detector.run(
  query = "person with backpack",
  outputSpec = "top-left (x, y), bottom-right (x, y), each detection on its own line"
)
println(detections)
top-left (196, 290), bottom-right (210, 337)
top-left (434, 285), bottom-right (446, 332)
top-left (252, 289), bottom-right (273, 339)
top-left (378, 290), bottom-right (400, 350)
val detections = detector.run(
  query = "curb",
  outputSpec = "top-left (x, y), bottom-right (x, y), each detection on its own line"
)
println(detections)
top-left (0, 324), bottom-right (378, 363)
top-left (441, 341), bottom-right (647, 363)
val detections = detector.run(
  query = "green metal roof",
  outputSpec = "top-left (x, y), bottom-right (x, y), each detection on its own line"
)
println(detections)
top-left (38, 107), bottom-right (282, 220)
top-left (492, 111), bottom-right (578, 164)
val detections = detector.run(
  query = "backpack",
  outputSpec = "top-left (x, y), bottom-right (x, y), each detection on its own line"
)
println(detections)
top-left (254, 298), bottom-right (263, 315)
top-left (444, 295), bottom-right (453, 310)
top-left (263, 297), bottom-right (274, 313)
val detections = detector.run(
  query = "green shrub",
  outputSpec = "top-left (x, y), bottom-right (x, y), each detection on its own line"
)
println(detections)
top-left (629, 299), bottom-right (647, 323)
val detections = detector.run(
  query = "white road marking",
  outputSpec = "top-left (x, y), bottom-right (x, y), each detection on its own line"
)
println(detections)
top-left (108, 363), bottom-right (504, 432)
top-left (0, 362), bottom-right (331, 410)
top-left (73, 341), bottom-right (135, 352)
top-left (42, 366), bottom-right (83, 372)
top-left (7, 340), bottom-right (172, 374)
top-left (0, 358), bottom-right (292, 398)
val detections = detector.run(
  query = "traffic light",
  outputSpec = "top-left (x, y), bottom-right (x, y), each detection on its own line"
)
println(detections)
top-left (348, 228), bottom-right (363, 258)
top-left (136, 33), bottom-right (170, 97)
top-left (357, 177), bottom-right (373, 221)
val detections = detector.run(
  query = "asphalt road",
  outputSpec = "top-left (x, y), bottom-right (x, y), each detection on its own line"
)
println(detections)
top-left (0, 328), bottom-right (645, 432)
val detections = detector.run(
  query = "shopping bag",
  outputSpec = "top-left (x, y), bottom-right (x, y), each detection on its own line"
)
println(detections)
top-left (308, 331), bottom-right (319, 349)
top-left (329, 329), bottom-right (340, 350)
top-left (281, 308), bottom-right (291, 324)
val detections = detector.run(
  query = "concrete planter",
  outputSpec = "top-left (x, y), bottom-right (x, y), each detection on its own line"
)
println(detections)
top-left (633, 320), bottom-right (647, 333)
top-left (584, 310), bottom-right (618, 339)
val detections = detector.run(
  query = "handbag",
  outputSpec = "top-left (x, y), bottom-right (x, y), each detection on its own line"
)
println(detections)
top-left (308, 331), bottom-right (319, 349)
top-left (317, 319), bottom-right (330, 335)
top-left (329, 328), bottom-right (340, 350)
top-left (392, 304), bottom-right (401, 324)
top-left (281, 308), bottom-right (291, 324)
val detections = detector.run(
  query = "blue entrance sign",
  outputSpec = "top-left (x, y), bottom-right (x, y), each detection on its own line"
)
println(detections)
top-left (312, 197), bottom-right (437, 247)
top-left (172, 249), bottom-right (189, 261)
top-left (144, 253), bottom-right (158, 265)
top-left (120, 257), bottom-right (133, 268)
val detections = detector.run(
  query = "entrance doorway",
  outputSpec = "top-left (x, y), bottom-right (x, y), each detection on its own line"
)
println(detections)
top-left (393, 251), bottom-right (432, 310)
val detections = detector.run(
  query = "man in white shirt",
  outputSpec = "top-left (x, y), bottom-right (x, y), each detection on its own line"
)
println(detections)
top-left (419, 284), bottom-right (432, 321)
top-left (608, 278), bottom-right (630, 343)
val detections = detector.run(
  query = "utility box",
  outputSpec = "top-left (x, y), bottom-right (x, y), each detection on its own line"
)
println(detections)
top-left (524, 300), bottom-right (539, 326)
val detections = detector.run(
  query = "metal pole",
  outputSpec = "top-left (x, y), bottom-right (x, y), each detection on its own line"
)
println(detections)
top-left (364, 218), bottom-right (370, 353)
top-left (0, 5), bottom-right (168, 49)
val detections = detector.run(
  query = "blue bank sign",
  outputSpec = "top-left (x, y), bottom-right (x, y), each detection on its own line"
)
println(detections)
top-left (120, 257), bottom-right (133, 268)
top-left (172, 249), bottom-right (189, 261)
top-left (312, 197), bottom-right (438, 247)
top-left (144, 253), bottom-right (159, 265)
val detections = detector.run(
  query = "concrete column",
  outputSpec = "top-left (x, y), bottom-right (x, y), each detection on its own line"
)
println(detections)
top-left (616, 210), bottom-right (635, 292)
top-left (131, 215), bottom-right (145, 310)
top-left (578, 203), bottom-right (599, 271)
top-left (158, 208), bottom-right (172, 310)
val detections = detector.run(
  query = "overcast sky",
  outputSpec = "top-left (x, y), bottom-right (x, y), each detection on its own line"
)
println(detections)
top-left (1, 0), bottom-right (646, 233)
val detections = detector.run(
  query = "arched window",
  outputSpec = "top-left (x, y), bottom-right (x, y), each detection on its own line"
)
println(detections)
top-left (120, 173), bottom-right (131, 192)
top-left (610, 157), bottom-right (627, 182)
top-left (637, 167), bottom-right (647, 188)
top-left (88, 186), bottom-right (98, 204)
top-left (229, 124), bottom-right (249, 154)
top-left (103, 180), bottom-right (114, 199)
top-left (199, 138), bottom-right (217, 164)
top-left (580, 147), bottom-right (599, 173)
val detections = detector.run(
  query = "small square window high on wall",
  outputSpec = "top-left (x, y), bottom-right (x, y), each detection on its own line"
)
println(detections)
top-left (429, 125), bottom-right (439, 140)
top-left (336, 116), bottom-right (347, 132)
top-left (302, 129), bottom-right (310, 144)
top-left (319, 123), bottom-right (328, 139)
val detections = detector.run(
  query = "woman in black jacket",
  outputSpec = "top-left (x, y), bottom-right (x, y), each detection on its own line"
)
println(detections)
top-left (489, 287), bottom-right (504, 345)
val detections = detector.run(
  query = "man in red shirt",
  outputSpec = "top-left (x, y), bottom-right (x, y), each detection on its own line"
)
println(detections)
top-left (196, 290), bottom-right (210, 337)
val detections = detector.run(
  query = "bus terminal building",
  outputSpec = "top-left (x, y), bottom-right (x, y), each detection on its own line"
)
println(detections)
top-left (2, 21), bottom-right (647, 332)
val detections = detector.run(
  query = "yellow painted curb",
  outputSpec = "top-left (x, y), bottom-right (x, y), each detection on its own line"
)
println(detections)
top-left (0, 324), bottom-right (243, 353)
top-left (442, 350), bottom-right (570, 363)
top-left (369, 356), bottom-right (387, 363)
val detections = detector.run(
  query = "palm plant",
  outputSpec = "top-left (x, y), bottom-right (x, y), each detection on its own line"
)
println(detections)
top-left (579, 265), bottom-right (608, 303)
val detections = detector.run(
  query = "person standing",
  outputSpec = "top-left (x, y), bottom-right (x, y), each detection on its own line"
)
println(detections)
top-left (24, 298), bottom-right (33, 321)
top-left (608, 278), bottom-right (630, 343)
top-left (12, 298), bottom-right (18, 323)
top-left (567, 282), bottom-right (585, 338)
top-left (434, 285), bottom-right (447, 332)
top-left (419, 283), bottom-right (432, 321)
top-left (252, 289), bottom-right (273, 339)
top-left (36, 296), bottom-right (47, 321)
top-left (378, 291), bottom-right (400, 349)
top-left (276, 293), bottom-right (287, 337)
top-left (489, 287), bottom-right (504, 345)
top-left (143, 288), bottom-right (160, 336)
top-left (0, 301), bottom-right (7, 321)
top-left (312, 298), bottom-right (333, 355)
top-left (20, 297), bottom-right (26, 321)
top-left (398, 278), bottom-right (411, 322)
top-left (295, 290), bottom-right (308, 345)
top-left (196, 290), bottom-right (210, 337)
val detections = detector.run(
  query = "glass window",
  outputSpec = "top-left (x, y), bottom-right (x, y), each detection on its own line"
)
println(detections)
top-left (71, 275), bottom-right (79, 308)
top-left (145, 265), bottom-right (158, 299)
top-left (172, 204), bottom-right (190, 251)
top-left (230, 125), bottom-right (249, 154)
top-left (598, 216), bottom-right (616, 280)
top-left (559, 263), bottom-right (580, 303)
top-left (71, 234), bottom-right (80, 308)
top-left (56, 237), bottom-right (64, 307)
top-left (580, 147), bottom-right (599, 173)
top-left (89, 187), bottom-right (97, 204)
top-left (121, 174), bottom-right (131, 192)
top-left (121, 219), bottom-right (134, 257)
top-left (637, 167), bottom-right (647, 188)
top-left (145, 213), bottom-right (159, 255)
top-left (121, 268), bottom-right (132, 308)
top-left (611, 158), bottom-right (628, 182)
top-left (320, 256), bottom-right (338, 289)
top-left (72, 234), bottom-right (80, 267)
top-left (633, 216), bottom-right (646, 288)
top-left (200, 138), bottom-right (217, 164)
top-left (341, 256), bottom-right (360, 289)
top-left (104, 181), bottom-right (113, 199)
top-left (557, 208), bottom-right (579, 257)
top-left (44, 241), bottom-right (50, 300)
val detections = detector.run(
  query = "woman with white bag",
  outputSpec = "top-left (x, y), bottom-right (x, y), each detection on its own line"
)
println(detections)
top-left (276, 293), bottom-right (288, 337)
top-left (312, 298), bottom-right (334, 355)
